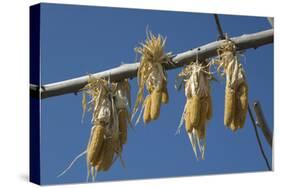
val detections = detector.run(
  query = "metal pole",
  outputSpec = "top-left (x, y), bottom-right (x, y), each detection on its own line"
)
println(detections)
top-left (31, 29), bottom-right (273, 99)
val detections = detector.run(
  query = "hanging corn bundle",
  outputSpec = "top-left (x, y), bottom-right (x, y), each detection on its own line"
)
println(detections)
top-left (58, 77), bottom-right (131, 181)
top-left (83, 77), bottom-right (131, 179)
top-left (132, 32), bottom-right (171, 124)
top-left (216, 39), bottom-right (248, 132)
top-left (81, 77), bottom-right (115, 178)
top-left (176, 61), bottom-right (213, 160)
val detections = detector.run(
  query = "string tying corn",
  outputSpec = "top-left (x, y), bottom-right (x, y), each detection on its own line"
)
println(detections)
top-left (176, 61), bottom-right (213, 160)
top-left (132, 31), bottom-right (171, 124)
top-left (216, 39), bottom-right (248, 132)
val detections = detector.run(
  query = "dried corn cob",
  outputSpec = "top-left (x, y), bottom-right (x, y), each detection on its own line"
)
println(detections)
top-left (237, 82), bottom-right (248, 128)
top-left (216, 39), bottom-right (248, 131)
top-left (197, 98), bottom-right (208, 139)
top-left (132, 31), bottom-right (171, 125)
top-left (224, 88), bottom-right (236, 126)
top-left (96, 137), bottom-right (115, 172)
top-left (184, 99), bottom-right (193, 133)
top-left (87, 124), bottom-right (105, 166)
top-left (150, 88), bottom-right (162, 120)
top-left (118, 110), bottom-right (128, 145)
top-left (176, 61), bottom-right (213, 159)
top-left (143, 95), bottom-right (152, 123)
top-left (189, 95), bottom-right (201, 128)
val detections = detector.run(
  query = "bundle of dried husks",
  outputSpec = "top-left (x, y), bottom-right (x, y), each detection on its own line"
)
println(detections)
top-left (114, 80), bottom-right (131, 147)
top-left (176, 61), bottom-right (213, 160)
top-left (216, 39), bottom-right (248, 132)
top-left (59, 77), bottom-right (131, 181)
top-left (132, 32), bottom-right (171, 124)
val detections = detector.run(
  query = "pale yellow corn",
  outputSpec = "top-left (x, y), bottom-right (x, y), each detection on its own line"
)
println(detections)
top-left (143, 95), bottom-right (152, 123)
top-left (161, 86), bottom-right (169, 104)
top-left (185, 100), bottom-right (193, 133)
top-left (150, 89), bottom-right (162, 120)
top-left (189, 95), bottom-right (201, 128)
top-left (224, 87), bottom-right (235, 127)
top-left (96, 137), bottom-right (115, 172)
top-left (237, 82), bottom-right (248, 128)
top-left (87, 124), bottom-right (105, 166)
top-left (197, 98), bottom-right (208, 139)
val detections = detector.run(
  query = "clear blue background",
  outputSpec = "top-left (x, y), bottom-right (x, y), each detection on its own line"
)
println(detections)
top-left (40, 3), bottom-right (273, 185)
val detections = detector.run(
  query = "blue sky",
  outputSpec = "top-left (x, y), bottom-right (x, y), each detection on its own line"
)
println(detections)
top-left (39, 3), bottom-right (273, 185)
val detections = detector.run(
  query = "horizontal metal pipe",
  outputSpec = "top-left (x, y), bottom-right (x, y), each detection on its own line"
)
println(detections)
top-left (31, 29), bottom-right (273, 99)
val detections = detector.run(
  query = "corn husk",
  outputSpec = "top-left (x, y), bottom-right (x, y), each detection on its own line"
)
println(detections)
top-left (206, 95), bottom-right (212, 120)
top-left (197, 98), bottom-right (208, 139)
top-left (118, 110), bottom-right (128, 145)
top-left (176, 61), bottom-right (213, 160)
top-left (132, 32), bottom-right (171, 125)
top-left (216, 39), bottom-right (248, 131)
top-left (115, 79), bottom-right (131, 146)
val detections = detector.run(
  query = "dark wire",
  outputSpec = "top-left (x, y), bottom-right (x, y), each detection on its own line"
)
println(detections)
top-left (248, 104), bottom-right (272, 170)
top-left (213, 14), bottom-right (225, 40)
